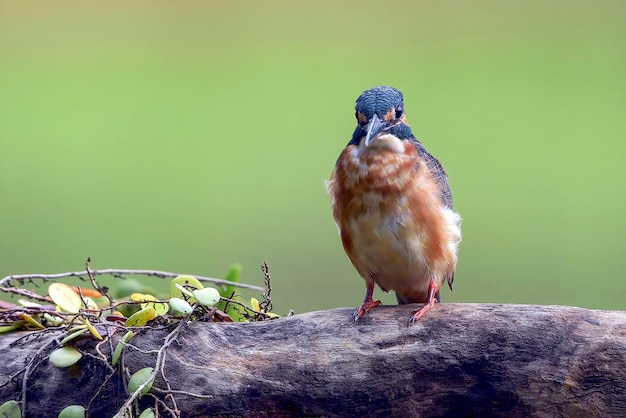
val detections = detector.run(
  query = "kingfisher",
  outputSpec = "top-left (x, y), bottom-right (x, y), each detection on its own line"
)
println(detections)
top-left (327, 86), bottom-right (462, 324)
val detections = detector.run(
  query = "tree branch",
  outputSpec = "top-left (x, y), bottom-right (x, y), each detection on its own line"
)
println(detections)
top-left (1, 304), bottom-right (626, 417)
top-left (0, 269), bottom-right (264, 293)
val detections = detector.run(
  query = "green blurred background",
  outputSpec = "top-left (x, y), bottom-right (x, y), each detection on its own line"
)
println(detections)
top-left (1, 1), bottom-right (625, 314)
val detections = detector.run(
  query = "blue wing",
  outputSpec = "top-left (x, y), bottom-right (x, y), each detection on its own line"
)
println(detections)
top-left (410, 138), bottom-right (454, 210)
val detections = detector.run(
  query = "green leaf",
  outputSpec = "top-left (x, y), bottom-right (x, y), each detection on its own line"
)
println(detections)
top-left (131, 293), bottom-right (168, 316)
top-left (49, 347), bottom-right (82, 368)
top-left (128, 367), bottom-right (154, 396)
top-left (17, 313), bottom-right (44, 330)
top-left (48, 283), bottom-right (82, 314)
top-left (0, 324), bottom-right (21, 334)
top-left (0, 400), bottom-right (21, 418)
top-left (217, 263), bottom-right (245, 322)
top-left (193, 287), bottom-right (221, 306)
top-left (169, 298), bottom-right (193, 315)
top-left (43, 313), bottom-right (64, 326)
top-left (174, 283), bottom-right (194, 298)
top-left (60, 328), bottom-right (88, 345)
top-left (57, 405), bottom-right (85, 418)
top-left (112, 331), bottom-right (134, 366)
top-left (221, 263), bottom-right (242, 297)
top-left (125, 306), bottom-right (156, 327)
top-left (169, 275), bottom-right (203, 303)
top-left (138, 408), bottom-right (155, 418)
top-left (82, 318), bottom-right (103, 340)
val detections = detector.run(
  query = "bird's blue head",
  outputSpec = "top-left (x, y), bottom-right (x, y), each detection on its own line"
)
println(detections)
top-left (350, 86), bottom-right (414, 146)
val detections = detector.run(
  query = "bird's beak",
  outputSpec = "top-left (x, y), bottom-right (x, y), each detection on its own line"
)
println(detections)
top-left (364, 114), bottom-right (389, 146)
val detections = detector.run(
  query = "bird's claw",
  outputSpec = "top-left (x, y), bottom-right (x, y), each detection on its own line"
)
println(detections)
top-left (407, 300), bottom-right (436, 326)
top-left (353, 299), bottom-right (381, 322)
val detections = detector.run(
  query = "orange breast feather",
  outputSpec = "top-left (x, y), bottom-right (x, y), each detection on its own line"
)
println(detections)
top-left (328, 139), bottom-right (460, 303)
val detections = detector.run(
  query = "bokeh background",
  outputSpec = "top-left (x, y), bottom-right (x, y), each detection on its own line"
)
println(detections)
top-left (1, 1), bottom-right (625, 315)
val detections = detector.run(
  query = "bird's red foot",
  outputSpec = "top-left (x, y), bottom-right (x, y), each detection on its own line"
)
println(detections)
top-left (354, 299), bottom-right (381, 321)
top-left (354, 282), bottom-right (381, 321)
top-left (408, 278), bottom-right (439, 325)
top-left (408, 300), bottom-right (436, 324)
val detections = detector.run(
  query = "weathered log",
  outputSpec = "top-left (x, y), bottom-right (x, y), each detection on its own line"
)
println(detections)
top-left (1, 303), bottom-right (626, 417)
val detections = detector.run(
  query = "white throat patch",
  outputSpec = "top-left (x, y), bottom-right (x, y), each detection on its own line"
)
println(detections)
top-left (358, 133), bottom-right (405, 155)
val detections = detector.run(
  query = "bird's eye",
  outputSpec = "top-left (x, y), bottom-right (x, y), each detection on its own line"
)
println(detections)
top-left (356, 111), bottom-right (368, 125)
top-left (395, 107), bottom-right (403, 119)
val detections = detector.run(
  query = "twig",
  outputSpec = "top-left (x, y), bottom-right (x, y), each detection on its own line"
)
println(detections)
top-left (113, 318), bottom-right (189, 417)
top-left (260, 261), bottom-right (273, 313)
top-left (9, 326), bottom-right (68, 347)
top-left (86, 368), bottom-right (118, 418)
top-left (86, 258), bottom-right (114, 308)
top-left (0, 269), bottom-right (264, 292)
top-left (0, 307), bottom-right (67, 318)
top-left (20, 338), bottom-right (58, 414)
top-left (220, 296), bottom-right (276, 320)
top-left (82, 352), bottom-right (116, 373)
top-left (221, 291), bottom-right (237, 316)
top-left (94, 339), bottom-right (116, 372)
top-left (0, 368), bottom-right (27, 390)
top-left (158, 345), bottom-right (180, 417)
top-left (147, 394), bottom-right (180, 418)
top-left (152, 387), bottom-right (215, 399)
top-left (0, 287), bottom-right (53, 303)
top-left (122, 344), bottom-right (160, 356)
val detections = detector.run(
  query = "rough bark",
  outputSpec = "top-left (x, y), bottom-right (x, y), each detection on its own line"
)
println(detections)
top-left (1, 303), bottom-right (626, 417)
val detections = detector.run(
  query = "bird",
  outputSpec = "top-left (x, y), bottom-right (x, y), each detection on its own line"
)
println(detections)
top-left (327, 86), bottom-right (462, 324)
